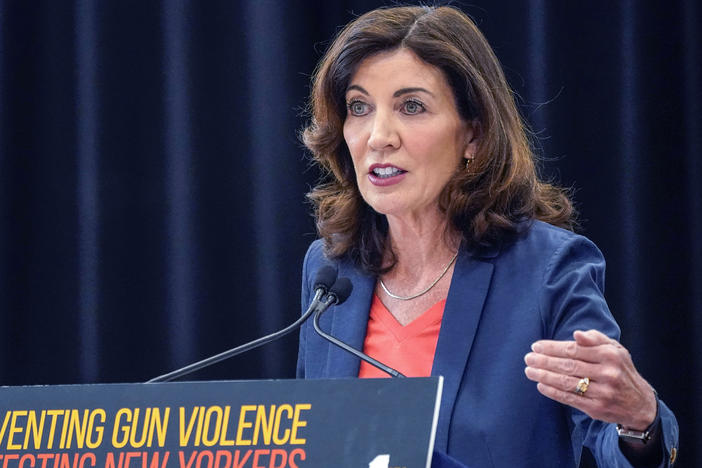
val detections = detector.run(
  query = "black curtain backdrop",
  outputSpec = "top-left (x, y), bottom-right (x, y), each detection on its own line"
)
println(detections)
top-left (0, 1), bottom-right (699, 466)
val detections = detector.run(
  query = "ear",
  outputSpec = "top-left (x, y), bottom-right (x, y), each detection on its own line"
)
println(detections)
top-left (463, 119), bottom-right (481, 160)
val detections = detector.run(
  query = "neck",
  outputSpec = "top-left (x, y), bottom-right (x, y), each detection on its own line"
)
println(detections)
top-left (384, 211), bottom-right (460, 275)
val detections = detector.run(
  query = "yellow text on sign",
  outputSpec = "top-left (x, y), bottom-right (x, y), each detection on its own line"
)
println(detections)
top-left (178, 404), bottom-right (311, 447)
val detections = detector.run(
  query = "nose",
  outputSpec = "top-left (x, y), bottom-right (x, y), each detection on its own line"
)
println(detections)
top-left (367, 111), bottom-right (400, 151)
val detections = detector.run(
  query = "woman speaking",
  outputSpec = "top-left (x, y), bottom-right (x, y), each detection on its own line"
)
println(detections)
top-left (296, 6), bottom-right (679, 467)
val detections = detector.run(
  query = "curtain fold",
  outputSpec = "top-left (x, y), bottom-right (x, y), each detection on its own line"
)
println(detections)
top-left (75, 0), bottom-right (100, 384)
top-left (163, 0), bottom-right (196, 369)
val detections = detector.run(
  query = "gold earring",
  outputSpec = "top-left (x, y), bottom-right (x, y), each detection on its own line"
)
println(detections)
top-left (465, 155), bottom-right (474, 169)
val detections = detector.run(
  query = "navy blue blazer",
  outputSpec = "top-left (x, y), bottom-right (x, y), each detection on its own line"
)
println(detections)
top-left (297, 221), bottom-right (679, 467)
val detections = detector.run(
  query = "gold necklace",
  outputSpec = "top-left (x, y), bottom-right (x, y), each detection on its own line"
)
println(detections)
top-left (379, 251), bottom-right (458, 301)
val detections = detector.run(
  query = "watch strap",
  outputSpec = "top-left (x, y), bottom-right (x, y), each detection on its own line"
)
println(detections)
top-left (616, 388), bottom-right (660, 445)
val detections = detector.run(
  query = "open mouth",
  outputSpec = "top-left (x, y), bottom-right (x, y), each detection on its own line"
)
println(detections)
top-left (371, 166), bottom-right (407, 179)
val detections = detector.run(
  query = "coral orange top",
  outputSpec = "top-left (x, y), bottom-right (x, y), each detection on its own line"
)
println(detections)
top-left (358, 294), bottom-right (445, 378)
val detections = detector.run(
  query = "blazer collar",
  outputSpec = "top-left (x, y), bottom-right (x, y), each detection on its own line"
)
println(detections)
top-left (323, 261), bottom-right (375, 378)
top-left (431, 247), bottom-right (494, 452)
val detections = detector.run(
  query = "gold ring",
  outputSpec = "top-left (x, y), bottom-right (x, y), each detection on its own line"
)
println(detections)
top-left (575, 377), bottom-right (590, 395)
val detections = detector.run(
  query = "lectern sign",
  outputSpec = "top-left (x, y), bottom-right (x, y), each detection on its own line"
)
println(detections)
top-left (0, 377), bottom-right (442, 468)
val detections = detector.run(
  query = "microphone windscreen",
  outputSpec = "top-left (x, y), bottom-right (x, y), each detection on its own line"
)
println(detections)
top-left (328, 277), bottom-right (353, 304)
top-left (314, 265), bottom-right (338, 291)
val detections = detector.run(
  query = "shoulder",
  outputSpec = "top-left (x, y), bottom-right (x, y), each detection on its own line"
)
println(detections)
top-left (480, 220), bottom-right (607, 302)
top-left (303, 239), bottom-right (326, 269)
top-left (519, 220), bottom-right (600, 252)
top-left (497, 220), bottom-right (605, 269)
top-left (302, 238), bottom-right (371, 291)
top-left (301, 239), bottom-right (326, 287)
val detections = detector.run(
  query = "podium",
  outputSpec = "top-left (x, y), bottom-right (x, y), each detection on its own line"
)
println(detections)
top-left (0, 377), bottom-right (442, 468)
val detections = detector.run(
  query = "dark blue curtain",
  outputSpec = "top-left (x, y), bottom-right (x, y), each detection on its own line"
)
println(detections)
top-left (0, 1), bottom-right (699, 466)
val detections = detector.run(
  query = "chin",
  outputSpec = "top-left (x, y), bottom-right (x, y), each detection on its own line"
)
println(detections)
top-left (365, 202), bottom-right (391, 216)
top-left (361, 191), bottom-right (418, 218)
top-left (366, 201), bottom-right (410, 217)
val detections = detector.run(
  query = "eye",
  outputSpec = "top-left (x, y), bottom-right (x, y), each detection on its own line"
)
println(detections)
top-left (401, 99), bottom-right (425, 115)
top-left (347, 100), bottom-right (370, 116)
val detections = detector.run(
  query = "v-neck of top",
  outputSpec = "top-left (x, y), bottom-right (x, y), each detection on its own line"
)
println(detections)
top-left (358, 294), bottom-right (446, 378)
top-left (372, 294), bottom-right (446, 341)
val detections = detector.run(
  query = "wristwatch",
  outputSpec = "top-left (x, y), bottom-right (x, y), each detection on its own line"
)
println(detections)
top-left (616, 388), bottom-right (660, 445)
top-left (616, 424), bottom-right (654, 444)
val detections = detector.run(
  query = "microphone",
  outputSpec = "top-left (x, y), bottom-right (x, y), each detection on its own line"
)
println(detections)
top-left (312, 278), bottom-right (405, 378)
top-left (147, 265), bottom-right (338, 383)
top-left (321, 277), bottom-right (353, 307)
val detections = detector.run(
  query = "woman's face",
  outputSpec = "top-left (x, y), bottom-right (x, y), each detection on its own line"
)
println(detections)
top-left (343, 48), bottom-right (475, 222)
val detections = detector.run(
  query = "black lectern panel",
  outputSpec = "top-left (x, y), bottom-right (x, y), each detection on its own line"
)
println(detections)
top-left (0, 377), bottom-right (442, 468)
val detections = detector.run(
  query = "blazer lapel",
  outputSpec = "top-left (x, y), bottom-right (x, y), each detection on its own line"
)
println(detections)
top-left (323, 263), bottom-right (375, 378)
top-left (431, 248), bottom-right (495, 452)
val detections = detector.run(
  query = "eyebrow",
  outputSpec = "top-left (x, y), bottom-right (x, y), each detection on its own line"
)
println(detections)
top-left (393, 87), bottom-right (435, 98)
top-left (346, 85), bottom-right (435, 98)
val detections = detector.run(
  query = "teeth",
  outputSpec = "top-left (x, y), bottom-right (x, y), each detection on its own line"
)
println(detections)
top-left (372, 166), bottom-right (402, 178)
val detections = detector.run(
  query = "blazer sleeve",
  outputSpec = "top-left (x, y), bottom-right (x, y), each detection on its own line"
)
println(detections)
top-left (540, 234), bottom-right (679, 468)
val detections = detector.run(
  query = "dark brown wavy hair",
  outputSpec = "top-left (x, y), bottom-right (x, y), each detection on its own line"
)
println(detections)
top-left (302, 5), bottom-right (575, 274)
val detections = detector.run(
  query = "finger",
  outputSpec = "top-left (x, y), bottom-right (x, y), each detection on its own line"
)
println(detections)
top-left (573, 329), bottom-right (619, 347)
top-left (524, 352), bottom-right (600, 378)
top-left (525, 367), bottom-right (601, 398)
top-left (535, 382), bottom-right (600, 417)
top-left (531, 340), bottom-right (605, 363)
top-left (572, 334), bottom-right (633, 372)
